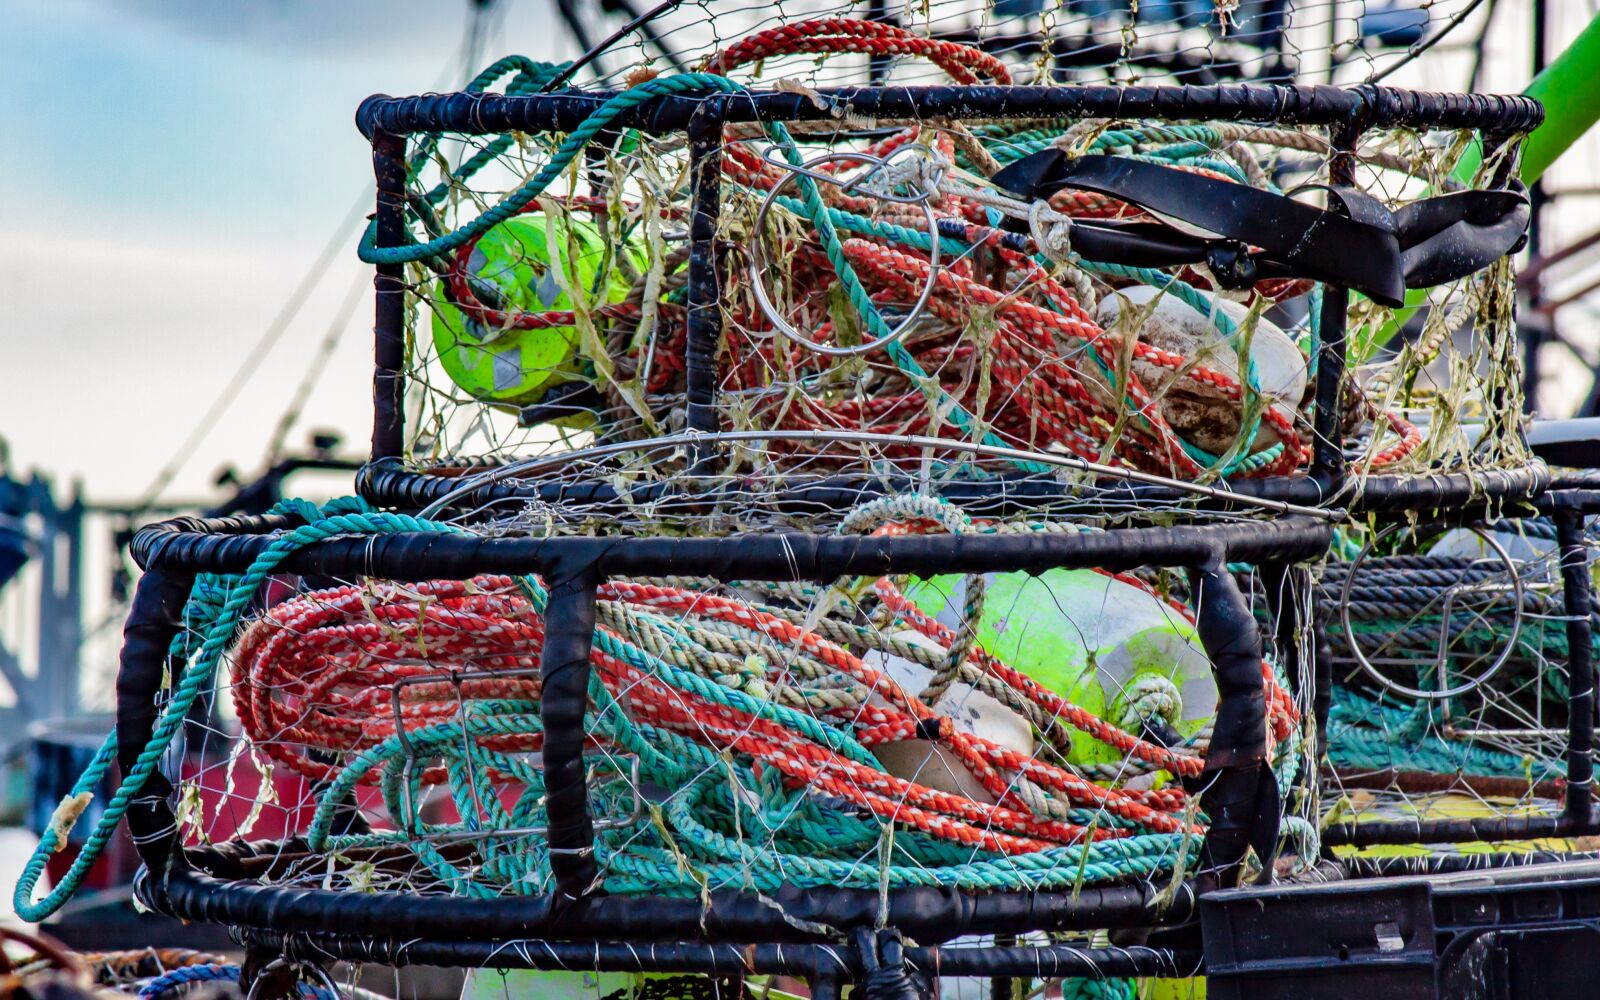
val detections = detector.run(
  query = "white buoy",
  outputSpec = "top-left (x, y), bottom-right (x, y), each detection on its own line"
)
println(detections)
top-left (1095, 285), bottom-right (1308, 456)
top-left (865, 629), bottom-right (1035, 802)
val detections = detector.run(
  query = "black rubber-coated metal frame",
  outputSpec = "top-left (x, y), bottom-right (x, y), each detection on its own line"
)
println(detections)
top-left (108, 78), bottom-right (1550, 993)
top-left (121, 509), bottom-right (1326, 985)
top-left (154, 858), bottom-right (1196, 945)
top-left (239, 928), bottom-right (1202, 982)
top-left (353, 84), bottom-right (1543, 141)
top-left (1319, 487), bottom-right (1600, 848)
top-left (131, 510), bottom-right (1328, 582)
top-left (356, 459), bottom-right (1551, 523)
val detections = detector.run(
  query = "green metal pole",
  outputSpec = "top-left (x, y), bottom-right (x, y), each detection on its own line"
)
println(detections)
top-left (1369, 11), bottom-right (1600, 349)
top-left (1515, 9), bottom-right (1600, 181)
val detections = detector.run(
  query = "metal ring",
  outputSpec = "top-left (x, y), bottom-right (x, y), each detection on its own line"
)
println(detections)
top-left (748, 149), bottom-right (941, 358)
top-left (1339, 522), bottom-right (1525, 701)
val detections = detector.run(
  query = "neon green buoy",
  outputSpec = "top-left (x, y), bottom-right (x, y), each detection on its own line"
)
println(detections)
top-left (905, 569), bottom-right (1218, 769)
top-left (430, 214), bottom-right (640, 411)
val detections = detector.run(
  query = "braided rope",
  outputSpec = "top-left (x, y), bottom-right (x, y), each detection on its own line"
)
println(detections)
top-left (706, 18), bottom-right (1012, 85)
top-left (360, 73), bottom-right (745, 266)
top-left (15, 501), bottom-right (465, 922)
top-left (137, 964), bottom-right (241, 999)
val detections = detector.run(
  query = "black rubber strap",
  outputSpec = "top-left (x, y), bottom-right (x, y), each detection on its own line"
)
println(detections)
top-left (993, 150), bottom-right (1405, 303)
top-left (993, 151), bottom-right (1530, 305)
top-left (1393, 187), bottom-right (1530, 288)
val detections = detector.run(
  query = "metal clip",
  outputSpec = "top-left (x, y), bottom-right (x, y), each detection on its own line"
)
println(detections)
top-left (244, 958), bottom-right (344, 1000)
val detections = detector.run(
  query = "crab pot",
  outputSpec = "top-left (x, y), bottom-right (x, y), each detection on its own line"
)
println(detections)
top-left (123, 506), bottom-right (1332, 990)
top-left (91, 65), bottom-right (1573, 1000)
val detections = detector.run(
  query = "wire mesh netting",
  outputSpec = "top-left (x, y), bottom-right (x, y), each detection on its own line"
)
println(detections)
top-left (1318, 514), bottom-right (1598, 856)
top-left (556, 0), bottom-right (1493, 90)
top-left (371, 2), bottom-right (1532, 536)
top-left (12, 3), bottom-right (1568, 999)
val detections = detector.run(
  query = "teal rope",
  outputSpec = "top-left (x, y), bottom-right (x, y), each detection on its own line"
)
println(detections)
top-left (773, 196), bottom-right (1271, 473)
top-left (360, 73), bottom-right (743, 266)
top-left (1327, 687), bottom-right (1552, 779)
top-left (773, 195), bottom-right (969, 258)
top-left (1127, 151), bottom-right (1250, 185)
top-left (763, 123), bottom-right (1050, 474)
top-left (1059, 979), bottom-right (1136, 1000)
top-left (1075, 262), bottom-right (1268, 473)
top-left (13, 500), bottom-right (466, 922)
top-left (413, 58), bottom-right (573, 209)
top-left (308, 704), bottom-right (1195, 894)
top-left (1305, 285), bottom-right (1323, 378)
top-left (982, 124), bottom-right (1228, 169)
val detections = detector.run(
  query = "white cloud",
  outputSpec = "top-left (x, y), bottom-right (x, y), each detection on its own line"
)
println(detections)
top-left (0, 220), bottom-right (374, 503)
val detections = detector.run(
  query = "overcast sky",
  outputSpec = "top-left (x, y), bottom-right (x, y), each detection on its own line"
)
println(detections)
top-left (0, 0), bottom-right (576, 506)
top-left (3, 0), bottom-right (1599, 509)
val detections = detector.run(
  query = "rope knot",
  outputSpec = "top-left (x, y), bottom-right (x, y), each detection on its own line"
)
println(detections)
top-left (1027, 197), bottom-right (1074, 264)
top-left (1113, 673), bottom-right (1184, 733)
top-left (857, 144), bottom-right (950, 202)
top-left (716, 654), bottom-right (771, 698)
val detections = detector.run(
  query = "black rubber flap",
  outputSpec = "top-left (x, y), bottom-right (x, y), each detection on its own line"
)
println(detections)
top-left (991, 152), bottom-right (1529, 306)
top-left (992, 151), bottom-right (1406, 304)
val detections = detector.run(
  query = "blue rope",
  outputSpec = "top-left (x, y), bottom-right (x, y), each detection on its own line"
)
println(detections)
top-left (139, 965), bottom-right (337, 1000)
top-left (139, 965), bottom-right (240, 999)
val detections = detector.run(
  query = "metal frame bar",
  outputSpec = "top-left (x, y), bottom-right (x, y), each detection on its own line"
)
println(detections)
top-left (354, 85), bottom-right (1542, 142)
top-left (119, 510), bottom-right (1321, 954)
top-left (1555, 504), bottom-right (1594, 829)
top-left (240, 930), bottom-right (1200, 982)
top-left (153, 838), bottom-right (1202, 943)
top-left (131, 511), bottom-right (1330, 579)
top-left (371, 130), bottom-right (408, 461)
top-left (358, 460), bottom-right (1552, 524)
top-left (1321, 489), bottom-right (1600, 847)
